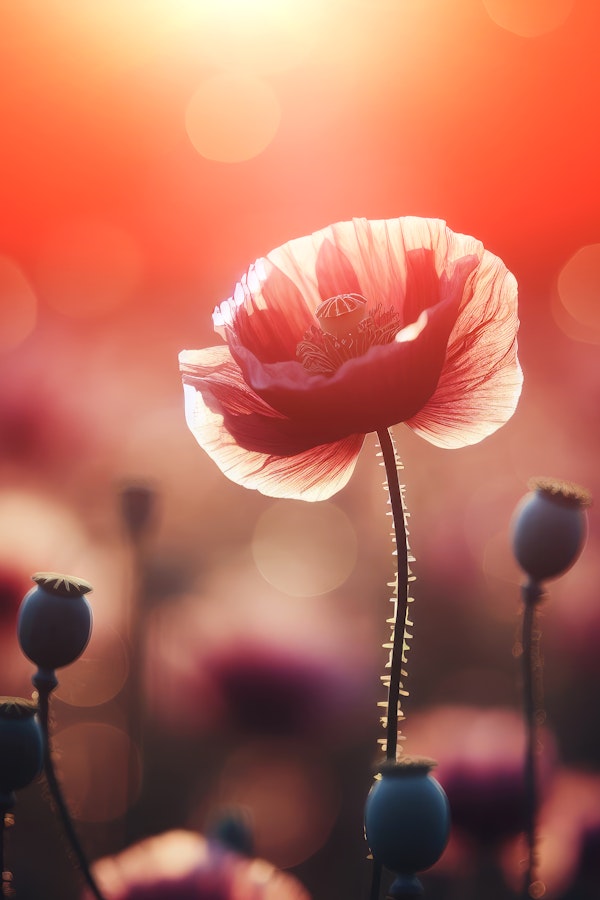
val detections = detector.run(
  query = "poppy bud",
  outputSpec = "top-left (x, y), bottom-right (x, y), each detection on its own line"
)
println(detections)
top-left (206, 807), bottom-right (255, 857)
top-left (511, 478), bottom-right (592, 583)
top-left (0, 698), bottom-right (44, 807)
top-left (119, 481), bottom-right (158, 541)
top-left (364, 758), bottom-right (450, 897)
top-left (17, 573), bottom-right (93, 672)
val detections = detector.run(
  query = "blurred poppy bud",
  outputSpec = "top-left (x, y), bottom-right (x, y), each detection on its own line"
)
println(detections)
top-left (206, 806), bottom-right (255, 857)
top-left (364, 758), bottom-right (450, 898)
top-left (17, 573), bottom-right (93, 672)
top-left (512, 478), bottom-right (591, 583)
top-left (119, 481), bottom-right (158, 541)
top-left (0, 698), bottom-right (44, 807)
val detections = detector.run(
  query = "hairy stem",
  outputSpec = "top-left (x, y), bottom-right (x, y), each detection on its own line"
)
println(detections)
top-left (376, 427), bottom-right (410, 762)
top-left (34, 674), bottom-right (106, 900)
top-left (369, 429), bottom-right (411, 900)
top-left (520, 580), bottom-right (544, 899)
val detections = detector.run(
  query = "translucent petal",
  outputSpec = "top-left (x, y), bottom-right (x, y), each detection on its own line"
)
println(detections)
top-left (228, 254), bottom-right (477, 440)
top-left (180, 216), bottom-right (522, 496)
top-left (406, 253), bottom-right (522, 447)
top-left (180, 347), bottom-right (364, 500)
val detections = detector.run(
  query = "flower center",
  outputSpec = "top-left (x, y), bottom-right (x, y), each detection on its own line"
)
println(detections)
top-left (297, 294), bottom-right (401, 375)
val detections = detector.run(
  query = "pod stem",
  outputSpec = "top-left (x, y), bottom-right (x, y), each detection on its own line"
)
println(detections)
top-left (33, 672), bottom-right (107, 900)
top-left (369, 853), bottom-right (382, 900)
top-left (1, 808), bottom-right (5, 898)
top-left (520, 580), bottom-right (544, 899)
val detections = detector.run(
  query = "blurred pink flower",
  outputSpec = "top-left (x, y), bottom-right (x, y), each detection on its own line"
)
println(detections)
top-left (82, 829), bottom-right (311, 900)
top-left (180, 217), bottom-right (521, 500)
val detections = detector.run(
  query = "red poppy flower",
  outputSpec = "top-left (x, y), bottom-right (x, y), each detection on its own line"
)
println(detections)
top-left (180, 217), bottom-right (522, 500)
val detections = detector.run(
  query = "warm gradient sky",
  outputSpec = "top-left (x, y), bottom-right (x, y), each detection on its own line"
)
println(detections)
top-left (1, 0), bottom-right (598, 511)
top-left (1, 0), bottom-right (599, 301)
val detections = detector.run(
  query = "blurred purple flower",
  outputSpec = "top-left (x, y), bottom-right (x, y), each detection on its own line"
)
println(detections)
top-left (202, 638), bottom-right (369, 739)
top-left (405, 705), bottom-right (556, 847)
top-left (146, 625), bottom-right (373, 743)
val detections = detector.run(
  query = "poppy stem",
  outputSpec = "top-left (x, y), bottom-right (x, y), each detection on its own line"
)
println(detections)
top-left (0, 809), bottom-right (5, 897)
top-left (376, 428), bottom-right (410, 763)
top-left (0, 797), bottom-right (14, 898)
top-left (34, 672), bottom-right (107, 900)
top-left (369, 851), bottom-right (382, 900)
top-left (520, 580), bottom-right (544, 900)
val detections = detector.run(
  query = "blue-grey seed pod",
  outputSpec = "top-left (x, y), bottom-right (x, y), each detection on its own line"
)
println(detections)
top-left (364, 758), bottom-right (450, 881)
top-left (511, 478), bottom-right (591, 583)
top-left (17, 573), bottom-right (93, 671)
top-left (0, 698), bottom-right (44, 804)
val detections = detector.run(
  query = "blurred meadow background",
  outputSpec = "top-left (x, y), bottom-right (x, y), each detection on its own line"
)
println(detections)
top-left (0, 1), bottom-right (599, 898)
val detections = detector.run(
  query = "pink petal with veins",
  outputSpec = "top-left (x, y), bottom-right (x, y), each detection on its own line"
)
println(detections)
top-left (314, 239), bottom-right (362, 301)
top-left (214, 263), bottom-right (313, 364)
top-left (180, 347), bottom-right (364, 500)
top-left (229, 254), bottom-right (477, 439)
top-left (406, 252), bottom-right (522, 447)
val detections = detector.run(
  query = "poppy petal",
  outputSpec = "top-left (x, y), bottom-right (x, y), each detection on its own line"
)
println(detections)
top-left (227, 252), bottom-right (478, 441)
top-left (214, 262), bottom-right (314, 364)
top-left (271, 218), bottom-right (467, 319)
top-left (406, 252), bottom-right (522, 447)
top-left (180, 347), bottom-right (365, 500)
top-left (257, 217), bottom-right (488, 324)
top-left (315, 239), bottom-right (362, 301)
top-left (222, 217), bottom-right (469, 354)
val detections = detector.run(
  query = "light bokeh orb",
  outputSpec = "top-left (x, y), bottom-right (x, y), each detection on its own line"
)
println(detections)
top-left (208, 739), bottom-right (340, 868)
top-left (555, 243), bottom-right (600, 344)
top-left (481, 0), bottom-right (575, 37)
top-left (185, 72), bottom-right (281, 163)
top-left (252, 500), bottom-right (357, 597)
top-left (55, 623), bottom-right (129, 707)
top-left (53, 722), bottom-right (141, 822)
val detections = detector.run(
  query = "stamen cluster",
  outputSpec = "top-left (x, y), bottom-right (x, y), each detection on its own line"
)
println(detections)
top-left (297, 303), bottom-right (401, 375)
